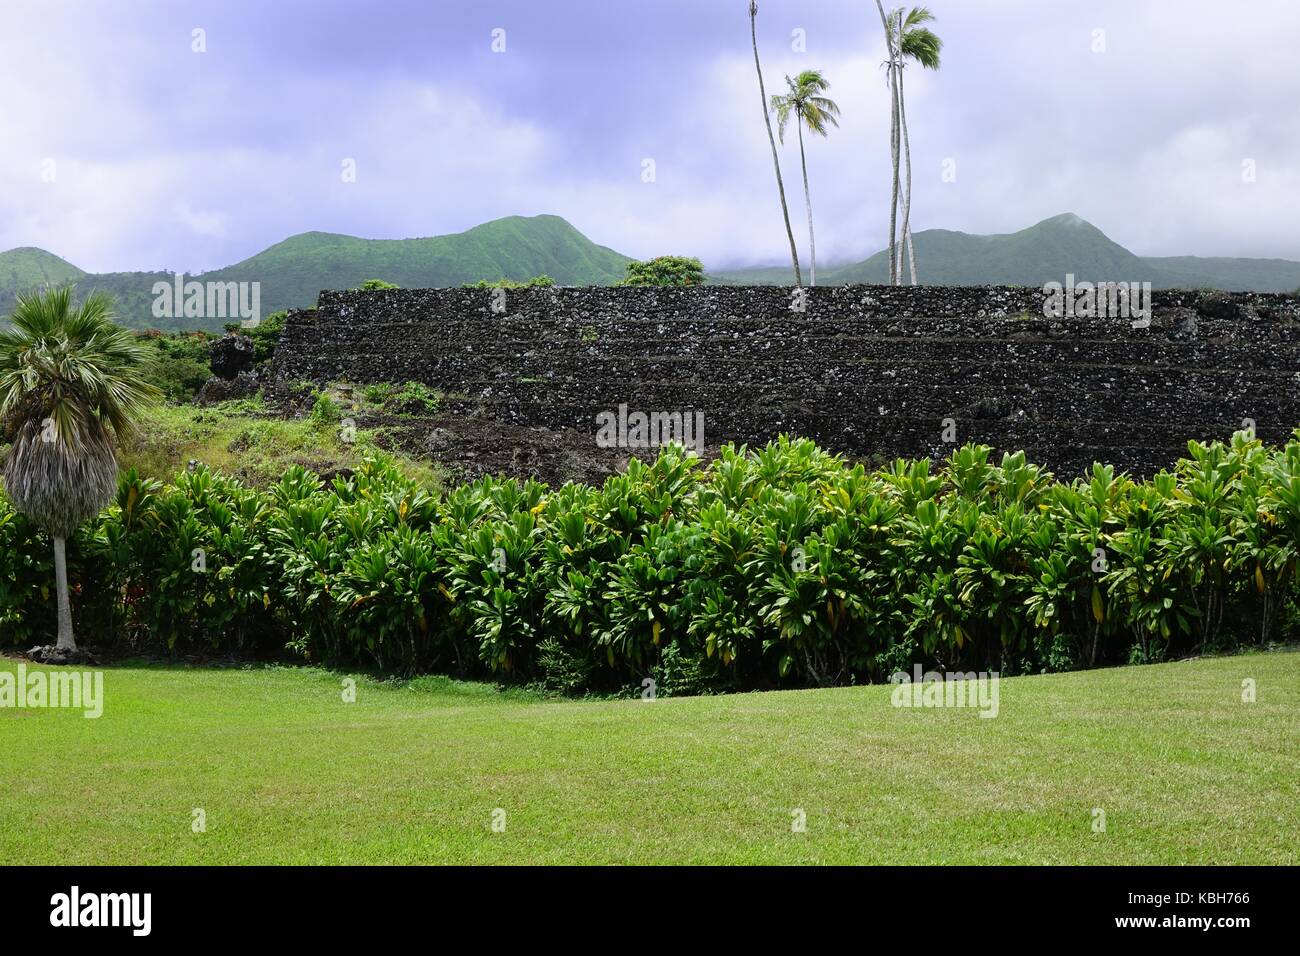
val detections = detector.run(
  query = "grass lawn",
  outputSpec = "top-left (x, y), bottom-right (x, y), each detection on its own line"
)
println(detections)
top-left (1, 649), bottom-right (1296, 865)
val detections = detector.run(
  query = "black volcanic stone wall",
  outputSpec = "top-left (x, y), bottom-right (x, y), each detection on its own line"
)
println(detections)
top-left (270, 285), bottom-right (1300, 476)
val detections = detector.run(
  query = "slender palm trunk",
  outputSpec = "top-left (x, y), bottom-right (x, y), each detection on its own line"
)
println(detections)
top-left (53, 535), bottom-right (75, 651)
top-left (896, 39), bottom-right (918, 285)
top-left (750, 3), bottom-right (802, 286)
top-left (903, 224), bottom-right (916, 284)
top-left (875, 0), bottom-right (900, 285)
top-left (893, 77), bottom-right (905, 282)
top-left (797, 120), bottom-right (817, 286)
top-left (888, 73), bottom-right (901, 286)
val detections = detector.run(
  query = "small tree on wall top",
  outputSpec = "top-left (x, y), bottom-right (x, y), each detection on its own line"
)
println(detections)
top-left (617, 256), bottom-right (706, 287)
top-left (464, 275), bottom-right (555, 289)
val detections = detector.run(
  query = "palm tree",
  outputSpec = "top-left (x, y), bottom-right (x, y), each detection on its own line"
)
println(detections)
top-left (771, 70), bottom-right (841, 286)
top-left (749, 1), bottom-right (802, 287)
top-left (875, 0), bottom-right (901, 285)
top-left (0, 286), bottom-right (157, 654)
top-left (887, 6), bottom-right (942, 285)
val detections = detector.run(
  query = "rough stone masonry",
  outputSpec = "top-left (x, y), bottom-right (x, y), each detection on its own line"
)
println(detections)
top-left (270, 284), bottom-right (1300, 476)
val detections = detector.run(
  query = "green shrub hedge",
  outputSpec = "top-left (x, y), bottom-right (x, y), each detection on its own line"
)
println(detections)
top-left (2, 434), bottom-right (1298, 693)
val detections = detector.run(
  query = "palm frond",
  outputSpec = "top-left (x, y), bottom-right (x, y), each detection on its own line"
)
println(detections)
top-left (900, 26), bottom-right (942, 69)
top-left (904, 6), bottom-right (936, 28)
top-left (0, 285), bottom-right (158, 437)
top-left (885, 7), bottom-right (942, 69)
top-left (2, 416), bottom-right (118, 537)
top-left (0, 284), bottom-right (159, 535)
top-left (769, 93), bottom-right (794, 143)
top-left (774, 69), bottom-right (842, 141)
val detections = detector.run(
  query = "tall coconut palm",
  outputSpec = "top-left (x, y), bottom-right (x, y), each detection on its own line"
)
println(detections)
top-left (771, 70), bottom-right (841, 286)
top-left (875, 0), bottom-right (901, 285)
top-left (0, 286), bottom-right (157, 653)
top-left (749, 1), bottom-right (802, 287)
top-left (887, 6), bottom-right (942, 285)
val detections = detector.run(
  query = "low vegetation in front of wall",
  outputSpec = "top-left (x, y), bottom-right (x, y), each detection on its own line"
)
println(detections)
top-left (106, 394), bottom-right (445, 489)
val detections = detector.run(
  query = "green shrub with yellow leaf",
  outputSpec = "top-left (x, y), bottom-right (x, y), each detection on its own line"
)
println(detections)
top-left (1, 432), bottom-right (1298, 694)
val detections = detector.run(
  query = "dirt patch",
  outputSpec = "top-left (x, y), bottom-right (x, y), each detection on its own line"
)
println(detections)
top-left (269, 384), bottom-right (712, 486)
top-left (371, 407), bottom-right (710, 486)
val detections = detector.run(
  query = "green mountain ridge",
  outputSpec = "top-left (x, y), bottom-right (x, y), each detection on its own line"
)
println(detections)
top-left (711, 213), bottom-right (1300, 292)
top-left (0, 215), bottom-right (631, 331)
top-left (2, 212), bottom-right (1296, 332)
top-left (0, 247), bottom-right (87, 291)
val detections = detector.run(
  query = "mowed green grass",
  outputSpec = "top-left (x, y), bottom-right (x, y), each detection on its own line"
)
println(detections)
top-left (1, 650), bottom-right (1296, 865)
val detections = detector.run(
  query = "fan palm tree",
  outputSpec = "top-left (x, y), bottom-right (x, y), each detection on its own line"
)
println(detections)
top-left (0, 286), bottom-right (158, 653)
top-left (749, 1), bottom-right (803, 287)
top-left (771, 70), bottom-right (841, 286)
top-left (886, 6), bottom-right (942, 285)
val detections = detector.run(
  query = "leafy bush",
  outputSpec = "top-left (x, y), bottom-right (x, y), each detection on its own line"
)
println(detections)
top-left (617, 256), bottom-right (706, 287)
top-left (363, 381), bottom-right (440, 414)
top-left (0, 505), bottom-right (57, 644)
top-left (464, 275), bottom-right (555, 289)
top-left (536, 636), bottom-right (595, 695)
top-left (650, 640), bottom-right (722, 697)
top-left (247, 310), bottom-right (285, 365)
top-left (136, 331), bottom-right (214, 402)
top-left (3, 433), bottom-right (1298, 692)
top-left (224, 310), bottom-right (286, 365)
top-left (362, 383), bottom-right (391, 405)
top-left (307, 393), bottom-right (342, 427)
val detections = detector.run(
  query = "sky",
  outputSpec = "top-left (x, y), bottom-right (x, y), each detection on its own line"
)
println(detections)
top-left (2, 0), bottom-right (1298, 274)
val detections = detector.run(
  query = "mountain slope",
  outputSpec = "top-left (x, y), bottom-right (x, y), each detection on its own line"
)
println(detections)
top-left (0, 215), bottom-right (631, 331)
top-left (712, 213), bottom-right (1300, 292)
top-left (0, 247), bottom-right (86, 293)
top-left (1138, 255), bottom-right (1300, 292)
top-left (217, 214), bottom-right (631, 307)
top-left (831, 213), bottom-right (1183, 286)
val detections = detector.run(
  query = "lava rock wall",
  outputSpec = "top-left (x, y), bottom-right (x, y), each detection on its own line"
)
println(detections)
top-left (271, 285), bottom-right (1300, 475)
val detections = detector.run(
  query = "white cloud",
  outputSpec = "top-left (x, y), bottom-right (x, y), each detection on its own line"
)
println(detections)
top-left (1, 0), bottom-right (1297, 272)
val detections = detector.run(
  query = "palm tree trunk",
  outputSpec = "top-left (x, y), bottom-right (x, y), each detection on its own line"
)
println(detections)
top-left (875, 0), bottom-right (900, 285)
top-left (797, 120), bottom-right (817, 286)
top-left (750, 2), bottom-right (802, 287)
top-left (889, 83), bottom-right (901, 287)
top-left (53, 535), bottom-right (76, 652)
top-left (897, 43), bottom-right (918, 286)
top-left (892, 63), bottom-right (904, 280)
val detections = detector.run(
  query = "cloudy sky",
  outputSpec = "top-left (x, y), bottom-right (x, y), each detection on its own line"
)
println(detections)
top-left (2, 0), bottom-right (1297, 273)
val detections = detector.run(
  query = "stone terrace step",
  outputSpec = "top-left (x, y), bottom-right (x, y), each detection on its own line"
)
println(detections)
top-left (272, 285), bottom-right (1300, 476)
